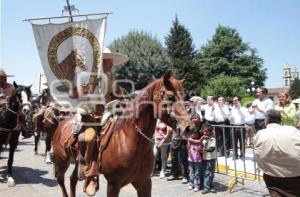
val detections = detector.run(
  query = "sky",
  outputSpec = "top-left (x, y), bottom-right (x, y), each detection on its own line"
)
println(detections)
top-left (1, 0), bottom-right (300, 93)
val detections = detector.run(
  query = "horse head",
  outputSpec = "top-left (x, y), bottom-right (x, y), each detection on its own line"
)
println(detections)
top-left (12, 81), bottom-right (32, 115)
top-left (153, 70), bottom-right (193, 138)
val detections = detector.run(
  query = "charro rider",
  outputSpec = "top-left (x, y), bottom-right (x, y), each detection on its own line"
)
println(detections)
top-left (0, 68), bottom-right (15, 110)
top-left (74, 48), bottom-right (128, 189)
top-left (99, 47), bottom-right (129, 124)
top-left (72, 47), bottom-right (129, 135)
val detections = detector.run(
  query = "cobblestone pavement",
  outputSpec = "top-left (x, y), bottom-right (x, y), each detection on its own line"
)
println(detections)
top-left (0, 137), bottom-right (269, 197)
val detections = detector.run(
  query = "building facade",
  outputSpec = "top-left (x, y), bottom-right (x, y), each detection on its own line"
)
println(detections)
top-left (283, 64), bottom-right (299, 87)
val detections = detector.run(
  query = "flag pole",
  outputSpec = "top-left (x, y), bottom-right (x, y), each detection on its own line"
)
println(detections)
top-left (66, 0), bottom-right (73, 22)
top-left (23, 13), bottom-right (111, 22)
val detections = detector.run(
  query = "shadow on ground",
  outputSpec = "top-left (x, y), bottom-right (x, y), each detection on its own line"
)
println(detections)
top-left (0, 166), bottom-right (57, 187)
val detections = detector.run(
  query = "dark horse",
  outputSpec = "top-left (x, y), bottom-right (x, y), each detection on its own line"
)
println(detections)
top-left (34, 106), bottom-right (60, 163)
top-left (52, 70), bottom-right (192, 197)
top-left (32, 88), bottom-right (57, 163)
top-left (0, 82), bottom-right (31, 187)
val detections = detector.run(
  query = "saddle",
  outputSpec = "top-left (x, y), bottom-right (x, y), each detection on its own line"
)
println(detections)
top-left (98, 115), bottom-right (118, 172)
top-left (58, 112), bottom-right (118, 196)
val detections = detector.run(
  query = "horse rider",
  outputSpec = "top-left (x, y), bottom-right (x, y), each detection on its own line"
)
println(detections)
top-left (0, 68), bottom-right (15, 110)
top-left (0, 68), bottom-right (31, 138)
top-left (72, 47), bottom-right (129, 135)
top-left (34, 83), bottom-right (52, 140)
top-left (72, 48), bottom-right (128, 185)
top-left (99, 48), bottom-right (129, 124)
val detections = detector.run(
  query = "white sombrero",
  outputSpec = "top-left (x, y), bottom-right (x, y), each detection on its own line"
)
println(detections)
top-left (0, 68), bottom-right (14, 77)
top-left (103, 48), bottom-right (129, 66)
top-left (189, 96), bottom-right (204, 102)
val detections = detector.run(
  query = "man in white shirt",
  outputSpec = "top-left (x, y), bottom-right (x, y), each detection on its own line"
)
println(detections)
top-left (230, 96), bottom-right (249, 159)
top-left (189, 97), bottom-right (203, 121)
top-left (214, 97), bottom-right (230, 156)
top-left (244, 103), bottom-right (255, 148)
top-left (254, 109), bottom-right (300, 196)
top-left (250, 88), bottom-right (274, 132)
top-left (204, 95), bottom-right (215, 124)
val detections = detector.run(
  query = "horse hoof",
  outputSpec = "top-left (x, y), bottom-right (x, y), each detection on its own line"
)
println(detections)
top-left (45, 157), bottom-right (52, 164)
top-left (34, 151), bottom-right (38, 155)
top-left (7, 177), bottom-right (16, 187)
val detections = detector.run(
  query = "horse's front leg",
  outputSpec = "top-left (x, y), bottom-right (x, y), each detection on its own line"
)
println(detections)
top-left (132, 178), bottom-right (152, 197)
top-left (0, 132), bottom-right (8, 153)
top-left (45, 135), bottom-right (52, 163)
top-left (7, 130), bottom-right (20, 187)
top-left (70, 163), bottom-right (78, 197)
top-left (107, 182), bottom-right (121, 197)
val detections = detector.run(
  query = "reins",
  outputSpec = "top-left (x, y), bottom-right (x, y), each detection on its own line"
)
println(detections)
top-left (135, 124), bottom-right (154, 144)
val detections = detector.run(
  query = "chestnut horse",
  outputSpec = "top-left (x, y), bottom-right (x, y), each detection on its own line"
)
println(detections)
top-left (52, 70), bottom-right (192, 197)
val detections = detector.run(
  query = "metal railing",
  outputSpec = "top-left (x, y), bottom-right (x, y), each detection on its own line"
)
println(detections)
top-left (211, 124), bottom-right (262, 192)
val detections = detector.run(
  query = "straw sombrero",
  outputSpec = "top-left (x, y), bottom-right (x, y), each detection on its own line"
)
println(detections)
top-left (0, 68), bottom-right (14, 77)
top-left (103, 48), bottom-right (129, 66)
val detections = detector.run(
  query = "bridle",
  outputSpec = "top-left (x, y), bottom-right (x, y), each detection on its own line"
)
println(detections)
top-left (0, 88), bottom-right (30, 132)
top-left (136, 82), bottom-right (180, 143)
top-left (159, 83), bottom-right (179, 130)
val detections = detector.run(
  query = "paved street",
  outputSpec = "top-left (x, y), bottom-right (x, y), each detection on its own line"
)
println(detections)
top-left (0, 137), bottom-right (269, 197)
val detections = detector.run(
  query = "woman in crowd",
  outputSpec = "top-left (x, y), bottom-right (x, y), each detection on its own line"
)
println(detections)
top-left (153, 119), bottom-right (172, 178)
top-left (274, 92), bottom-right (296, 126)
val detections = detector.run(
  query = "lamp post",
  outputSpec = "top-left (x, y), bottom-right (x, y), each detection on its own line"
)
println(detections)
top-left (247, 81), bottom-right (256, 97)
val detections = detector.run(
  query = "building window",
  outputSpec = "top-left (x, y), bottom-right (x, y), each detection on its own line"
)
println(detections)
top-left (285, 70), bottom-right (289, 76)
top-left (285, 79), bottom-right (289, 86)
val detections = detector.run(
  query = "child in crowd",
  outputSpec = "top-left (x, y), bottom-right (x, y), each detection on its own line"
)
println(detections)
top-left (201, 125), bottom-right (217, 194)
top-left (187, 129), bottom-right (203, 192)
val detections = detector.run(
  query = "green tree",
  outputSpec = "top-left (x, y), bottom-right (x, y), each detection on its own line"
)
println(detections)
top-left (165, 16), bottom-right (203, 96)
top-left (197, 25), bottom-right (267, 90)
top-left (110, 31), bottom-right (170, 90)
top-left (289, 78), bottom-right (300, 99)
top-left (201, 75), bottom-right (248, 101)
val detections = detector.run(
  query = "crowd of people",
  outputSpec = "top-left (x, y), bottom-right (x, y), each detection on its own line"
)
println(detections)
top-left (152, 87), bottom-right (300, 194)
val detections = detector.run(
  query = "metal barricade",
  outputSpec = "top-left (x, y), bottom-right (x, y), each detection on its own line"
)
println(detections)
top-left (211, 124), bottom-right (262, 193)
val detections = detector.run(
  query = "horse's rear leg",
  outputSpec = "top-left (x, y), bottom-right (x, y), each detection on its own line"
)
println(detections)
top-left (34, 132), bottom-right (39, 154)
top-left (70, 163), bottom-right (78, 197)
top-left (107, 182), bottom-right (121, 197)
top-left (132, 178), bottom-right (152, 197)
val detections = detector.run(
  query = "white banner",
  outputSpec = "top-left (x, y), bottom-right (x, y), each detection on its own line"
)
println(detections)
top-left (32, 18), bottom-right (107, 107)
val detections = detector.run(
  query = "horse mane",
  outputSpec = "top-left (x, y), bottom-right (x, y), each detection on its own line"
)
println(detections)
top-left (113, 78), bottom-right (161, 131)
